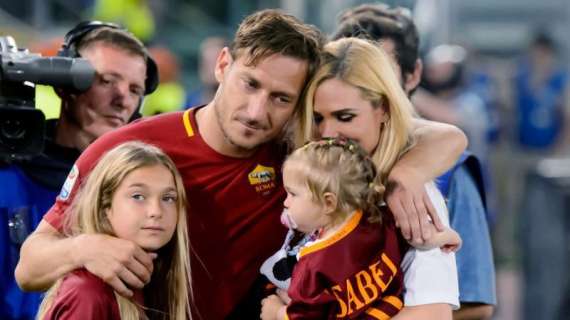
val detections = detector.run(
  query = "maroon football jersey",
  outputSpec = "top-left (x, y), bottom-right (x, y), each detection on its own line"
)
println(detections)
top-left (287, 211), bottom-right (406, 319)
top-left (43, 268), bottom-right (144, 320)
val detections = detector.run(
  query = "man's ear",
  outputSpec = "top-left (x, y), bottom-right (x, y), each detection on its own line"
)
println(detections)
top-left (214, 47), bottom-right (233, 83)
top-left (322, 192), bottom-right (338, 215)
top-left (404, 59), bottom-right (423, 94)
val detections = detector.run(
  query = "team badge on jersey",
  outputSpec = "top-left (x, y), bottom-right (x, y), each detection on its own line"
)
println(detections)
top-left (59, 165), bottom-right (79, 200)
top-left (248, 164), bottom-right (277, 195)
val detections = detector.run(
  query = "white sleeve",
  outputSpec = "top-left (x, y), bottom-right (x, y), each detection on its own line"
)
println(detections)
top-left (401, 182), bottom-right (460, 309)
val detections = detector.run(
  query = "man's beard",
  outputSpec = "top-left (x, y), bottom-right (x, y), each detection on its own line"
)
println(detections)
top-left (215, 102), bottom-right (259, 153)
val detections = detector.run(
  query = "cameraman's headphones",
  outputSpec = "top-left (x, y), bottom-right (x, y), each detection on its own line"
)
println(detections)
top-left (58, 21), bottom-right (159, 121)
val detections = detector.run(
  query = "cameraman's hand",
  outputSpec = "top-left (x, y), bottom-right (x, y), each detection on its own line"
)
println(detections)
top-left (73, 234), bottom-right (156, 297)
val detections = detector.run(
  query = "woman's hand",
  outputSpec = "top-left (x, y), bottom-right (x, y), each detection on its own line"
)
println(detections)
top-left (386, 166), bottom-right (444, 244)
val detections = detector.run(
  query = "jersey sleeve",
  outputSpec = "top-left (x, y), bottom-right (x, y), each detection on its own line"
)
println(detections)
top-left (43, 131), bottom-right (130, 232)
top-left (401, 182), bottom-right (460, 309)
top-left (286, 260), bottom-right (336, 319)
top-left (44, 274), bottom-right (117, 320)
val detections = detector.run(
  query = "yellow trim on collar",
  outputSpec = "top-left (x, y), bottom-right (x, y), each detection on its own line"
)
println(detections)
top-left (299, 210), bottom-right (363, 258)
top-left (183, 109), bottom-right (194, 137)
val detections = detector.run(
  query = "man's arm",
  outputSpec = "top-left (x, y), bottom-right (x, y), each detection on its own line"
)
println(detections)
top-left (16, 220), bottom-right (154, 297)
top-left (387, 119), bottom-right (467, 242)
top-left (393, 303), bottom-right (452, 320)
top-left (16, 221), bottom-right (76, 291)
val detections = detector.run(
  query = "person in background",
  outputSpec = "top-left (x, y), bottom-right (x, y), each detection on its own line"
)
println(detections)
top-left (509, 30), bottom-right (570, 320)
top-left (142, 46), bottom-right (186, 116)
top-left (0, 21), bottom-right (157, 320)
top-left (416, 44), bottom-right (491, 165)
top-left (186, 36), bottom-right (228, 108)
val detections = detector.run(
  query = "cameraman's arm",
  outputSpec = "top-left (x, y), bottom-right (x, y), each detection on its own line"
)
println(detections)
top-left (16, 220), bottom-right (154, 297)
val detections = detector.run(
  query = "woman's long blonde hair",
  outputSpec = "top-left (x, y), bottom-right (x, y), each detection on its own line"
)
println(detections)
top-left (37, 141), bottom-right (191, 320)
top-left (293, 37), bottom-right (416, 186)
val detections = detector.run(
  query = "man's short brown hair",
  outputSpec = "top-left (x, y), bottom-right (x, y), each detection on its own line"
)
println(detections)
top-left (230, 9), bottom-right (325, 84)
top-left (333, 4), bottom-right (419, 78)
top-left (77, 27), bottom-right (148, 63)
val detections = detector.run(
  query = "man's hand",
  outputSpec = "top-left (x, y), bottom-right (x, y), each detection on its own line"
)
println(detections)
top-left (73, 234), bottom-right (156, 297)
top-left (385, 167), bottom-right (444, 244)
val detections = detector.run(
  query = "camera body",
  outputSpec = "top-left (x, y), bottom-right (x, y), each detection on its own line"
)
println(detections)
top-left (0, 36), bottom-right (95, 161)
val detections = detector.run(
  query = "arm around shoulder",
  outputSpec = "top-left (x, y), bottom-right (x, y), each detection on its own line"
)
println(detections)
top-left (385, 120), bottom-right (466, 241)
top-left (16, 220), bottom-right (81, 291)
top-left (17, 220), bottom-right (155, 297)
top-left (402, 118), bottom-right (467, 181)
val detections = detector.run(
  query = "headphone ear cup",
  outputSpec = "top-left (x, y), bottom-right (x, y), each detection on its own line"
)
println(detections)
top-left (58, 21), bottom-right (123, 59)
top-left (144, 56), bottom-right (159, 95)
top-left (128, 96), bottom-right (144, 123)
top-left (54, 87), bottom-right (77, 103)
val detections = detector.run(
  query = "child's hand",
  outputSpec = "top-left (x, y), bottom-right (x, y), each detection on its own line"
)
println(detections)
top-left (441, 228), bottom-right (462, 253)
top-left (261, 294), bottom-right (286, 320)
top-left (276, 288), bottom-right (291, 304)
top-left (409, 226), bottom-right (462, 252)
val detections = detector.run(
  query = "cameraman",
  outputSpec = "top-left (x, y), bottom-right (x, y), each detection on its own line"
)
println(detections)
top-left (0, 22), bottom-right (156, 320)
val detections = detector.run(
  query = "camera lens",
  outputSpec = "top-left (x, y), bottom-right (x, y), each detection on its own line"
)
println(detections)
top-left (0, 108), bottom-right (44, 157)
top-left (0, 119), bottom-right (26, 140)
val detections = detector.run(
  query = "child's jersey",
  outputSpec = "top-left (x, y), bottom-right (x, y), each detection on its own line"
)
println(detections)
top-left (286, 211), bottom-right (407, 319)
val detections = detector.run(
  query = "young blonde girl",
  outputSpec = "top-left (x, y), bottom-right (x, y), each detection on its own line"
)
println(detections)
top-left (261, 138), bottom-right (460, 320)
top-left (36, 141), bottom-right (191, 320)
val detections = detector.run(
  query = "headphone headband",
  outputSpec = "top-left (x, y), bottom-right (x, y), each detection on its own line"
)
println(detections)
top-left (58, 21), bottom-right (158, 95)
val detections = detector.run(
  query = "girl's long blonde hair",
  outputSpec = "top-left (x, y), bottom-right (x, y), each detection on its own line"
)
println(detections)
top-left (293, 37), bottom-right (416, 186)
top-left (37, 141), bottom-right (191, 320)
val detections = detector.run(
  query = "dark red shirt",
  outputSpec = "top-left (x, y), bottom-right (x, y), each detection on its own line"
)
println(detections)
top-left (287, 211), bottom-right (406, 319)
top-left (44, 109), bottom-right (287, 319)
top-left (43, 269), bottom-right (143, 320)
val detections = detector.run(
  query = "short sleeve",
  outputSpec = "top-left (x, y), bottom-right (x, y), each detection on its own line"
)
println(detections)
top-left (43, 131), bottom-right (131, 231)
top-left (286, 260), bottom-right (335, 319)
top-left (43, 272), bottom-right (119, 320)
top-left (401, 182), bottom-right (460, 309)
top-left (448, 166), bottom-right (497, 305)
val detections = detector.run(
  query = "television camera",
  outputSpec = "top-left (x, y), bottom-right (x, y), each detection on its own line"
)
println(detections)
top-left (0, 35), bottom-right (95, 161)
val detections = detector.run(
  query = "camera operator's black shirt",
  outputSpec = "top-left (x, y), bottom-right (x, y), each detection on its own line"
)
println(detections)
top-left (18, 119), bottom-right (80, 191)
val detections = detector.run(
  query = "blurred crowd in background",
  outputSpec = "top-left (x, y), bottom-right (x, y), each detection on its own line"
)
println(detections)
top-left (0, 0), bottom-right (569, 319)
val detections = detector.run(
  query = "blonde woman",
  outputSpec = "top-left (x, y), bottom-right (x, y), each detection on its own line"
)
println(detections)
top-left (37, 141), bottom-right (191, 320)
top-left (294, 37), bottom-right (461, 319)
